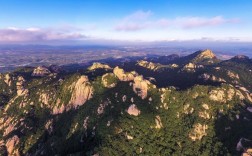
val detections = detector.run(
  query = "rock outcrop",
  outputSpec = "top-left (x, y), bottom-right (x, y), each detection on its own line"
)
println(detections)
top-left (170, 64), bottom-right (179, 68)
top-left (199, 73), bottom-right (226, 83)
top-left (113, 66), bottom-right (137, 81)
top-left (198, 111), bottom-right (211, 119)
top-left (209, 88), bottom-right (226, 102)
top-left (127, 104), bottom-right (140, 116)
top-left (6, 135), bottom-right (20, 155)
top-left (137, 60), bottom-right (160, 70)
top-left (183, 104), bottom-right (194, 114)
top-left (52, 76), bottom-right (93, 114)
top-left (227, 70), bottom-right (239, 79)
top-left (32, 66), bottom-right (51, 76)
top-left (154, 116), bottom-right (163, 129)
top-left (16, 76), bottom-right (28, 96)
top-left (102, 73), bottom-right (117, 88)
top-left (189, 123), bottom-right (208, 141)
top-left (97, 101), bottom-right (109, 115)
top-left (69, 76), bottom-right (93, 108)
top-left (209, 87), bottom-right (244, 103)
top-left (4, 74), bottom-right (12, 86)
top-left (52, 99), bottom-right (64, 114)
top-left (88, 62), bottom-right (112, 71)
top-left (39, 93), bottom-right (50, 105)
top-left (197, 49), bottom-right (216, 59)
top-left (133, 76), bottom-right (150, 99)
top-left (182, 63), bottom-right (202, 72)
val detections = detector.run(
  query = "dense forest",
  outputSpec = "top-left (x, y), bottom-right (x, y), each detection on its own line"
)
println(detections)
top-left (0, 50), bottom-right (252, 156)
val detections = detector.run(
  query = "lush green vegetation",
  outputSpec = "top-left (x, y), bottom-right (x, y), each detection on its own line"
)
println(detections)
top-left (0, 51), bottom-right (252, 155)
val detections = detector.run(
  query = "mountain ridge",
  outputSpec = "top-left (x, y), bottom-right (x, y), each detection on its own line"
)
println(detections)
top-left (0, 49), bottom-right (252, 155)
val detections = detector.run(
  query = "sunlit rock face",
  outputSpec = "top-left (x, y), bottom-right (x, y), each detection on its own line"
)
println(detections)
top-left (189, 123), bottom-right (208, 141)
top-left (154, 115), bottom-right (163, 129)
top-left (182, 63), bottom-right (199, 72)
top-left (209, 87), bottom-right (245, 103)
top-left (69, 75), bottom-right (93, 108)
top-left (113, 66), bottom-right (136, 81)
top-left (52, 76), bottom-right (93, 114)
top-left (197, 49), bottom-right (216, 59)
top-left (16, 76), bottom-right (28, 96)
top-left (133, 75), bottom-right (150, 99)
top-left (137, 60), bottom-right (160, 70)
top-left (4, 73), bottom-right (12, 86)
top-left (198, 73), bottom-right (226, 83)
top-left (6, 135), bottom-right (20, 156)
top-left (127, 104), bottom-right (140, 116)
top-left (88, 62), bottom-right (112, 71)
top-left (32, 66), bottom-right (51, 76)
top-left (227, 70), bottom-right (240, 79)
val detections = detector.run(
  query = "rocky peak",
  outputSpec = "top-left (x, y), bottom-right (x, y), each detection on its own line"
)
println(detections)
top-left (88, 62), bottom-right (111, 71)
top-left (113, 66), bottom-right (137, 81)
top-left (32, 66), bottom-right (51, 76)
top-left (197, 49), bottom-right (216, 59)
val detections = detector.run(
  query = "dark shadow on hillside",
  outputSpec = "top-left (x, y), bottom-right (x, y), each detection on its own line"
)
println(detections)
top-left (25, 107), bottom-right (102, 156)
top-left (214, 101), bottom-right (252, 155)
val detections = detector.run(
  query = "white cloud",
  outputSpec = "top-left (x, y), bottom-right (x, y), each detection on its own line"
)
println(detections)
top-left (0, 27), bottom-right (88, 42)
top-left (124, 10), bottom-right (152, 21)
top-left (174, 16), bottom-right (239, 29)
top-left (115, 10), bottom-right (152, 31)
top-left (114, 10), bottom-right (239, 31)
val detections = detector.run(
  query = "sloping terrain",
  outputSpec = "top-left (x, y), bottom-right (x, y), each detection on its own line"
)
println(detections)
top-left (0, 50), bottom-right (252, 156)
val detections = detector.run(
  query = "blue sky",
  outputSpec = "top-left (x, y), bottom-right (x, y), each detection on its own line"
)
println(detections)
top-left (0, 0), bottom-right (251, 44)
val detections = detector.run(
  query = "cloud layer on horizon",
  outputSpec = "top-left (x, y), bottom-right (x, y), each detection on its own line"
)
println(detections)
top-left (0, 27), bottom-right (87, 42)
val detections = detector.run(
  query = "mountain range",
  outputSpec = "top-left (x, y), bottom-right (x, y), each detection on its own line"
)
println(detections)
top-left (0, 49), bottom-right (252, 155)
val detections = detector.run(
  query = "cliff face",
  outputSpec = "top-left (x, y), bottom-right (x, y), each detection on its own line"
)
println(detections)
top-left (53, 75), bottom-right (93, 114)
top-left (69, 75), bottom-right (93, 108)
top-left (133, 76), bottom-right (150, 99)
top-left (16, 76), bottom-right (28, 96)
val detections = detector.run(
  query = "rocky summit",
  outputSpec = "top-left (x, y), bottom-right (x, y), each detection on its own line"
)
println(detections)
top-left (0, 49), bottom-right (252, 156)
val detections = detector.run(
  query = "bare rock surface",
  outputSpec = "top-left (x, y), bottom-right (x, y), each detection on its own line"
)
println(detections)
top-left (127, 104), bottom-right (140, 116)
top-left (69, 75), bottom-right (93, 108)
top-left (32, 66), bottom-right (51, 76)
top-left (113, 66), bottom-right (136, 81)
top-left (189, 123), bottom-right (208, 141)
top-left (133, 76), bottom-right (150, 99)
top-left (88, 62), bottom-right (112, 71)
